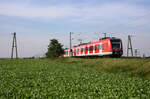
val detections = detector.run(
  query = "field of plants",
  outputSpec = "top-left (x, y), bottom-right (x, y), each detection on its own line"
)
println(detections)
top-left (0, 58), bottom-right (150, 98)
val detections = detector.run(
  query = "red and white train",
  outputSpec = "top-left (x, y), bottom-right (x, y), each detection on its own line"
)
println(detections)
top-left (63, 37), bottom-right (123, 57)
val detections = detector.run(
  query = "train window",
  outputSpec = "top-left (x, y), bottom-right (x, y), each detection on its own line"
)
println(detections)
top-left (90, 46), bottom-right (93, 51)
top-left (98, 45), bottom-right (100, 50)
top-left (102, 44), bottom-right (104, 50)
top-left (111, 39), bottom-right (121, 49)
top-left (85, 47), bottom-right (88, 52)
top-left (100, 44), bottom-right (102, 50)
top-left (95, 45), bottom-right (97, 50)
top-left (87, 47), bottom-right (89, 51)
top-left (81, 48), bottom-right (83, 52)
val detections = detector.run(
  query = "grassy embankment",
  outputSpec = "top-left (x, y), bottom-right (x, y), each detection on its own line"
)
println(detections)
top-left (56, 58), bottom-right (150, 79)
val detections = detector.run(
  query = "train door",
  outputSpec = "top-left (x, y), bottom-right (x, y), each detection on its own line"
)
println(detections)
top-left (85, 46), bottom-right (88, 55)
top-left (99, 43), bottom-right (103, 55)
top-left (102, 40), bottom-right (109, 53)
top-left (78, 48), bottom-right (80, 55)
top-left (77, 48), bottom-right (79, 56)
top-left (72, 49), bottom-right (74, 56)
top-left (89, 45), bottom-right (93, 54)
top-left (74, 49), bottom-right (76, 56)
top-left (81, 48), bottom-right (83, 55)
top-left (95, 44), bottom-right (100, 53)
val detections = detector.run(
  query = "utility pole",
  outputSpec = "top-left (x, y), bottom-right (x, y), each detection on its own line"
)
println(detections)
top-left (143, 53), bottom-right (145, 58)
top-left (11, 32), bottom-right (18, 59)
top-left (127, 35), bottom-right (133, 57)
top-left (78, 39), bottom-right (82, 44)
top-left (70, 32), bottom-right (73, 56)
top-left (103, 33), bottom-right (107, 38)
top-left (70, 32), bottom-right (72, 49)
top-left (134, 49), bottom-right (140, 57)
top-left (135, 49), bottom-right (138, 57)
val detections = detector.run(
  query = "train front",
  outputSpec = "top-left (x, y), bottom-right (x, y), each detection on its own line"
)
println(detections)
top-left (110, 38), bottom-right (123, 57)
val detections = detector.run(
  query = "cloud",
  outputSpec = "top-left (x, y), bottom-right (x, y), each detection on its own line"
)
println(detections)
top-left (0, 3), bottom-right (73, 18)
top-left (0, 2), bottom-right (149, 22)
top-left (0, 1), bottom-right (149, 32)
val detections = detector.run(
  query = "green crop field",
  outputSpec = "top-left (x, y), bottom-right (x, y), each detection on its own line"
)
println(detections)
top-left (0, 58), bottom-right (150, 98)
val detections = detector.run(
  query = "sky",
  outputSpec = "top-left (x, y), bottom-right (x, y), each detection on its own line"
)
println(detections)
top-left (0, 0), bottom-right (150, 58)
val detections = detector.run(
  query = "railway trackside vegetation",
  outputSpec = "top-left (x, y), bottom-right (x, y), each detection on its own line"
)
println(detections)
top-left (56, 58), bottom-right (150, 79)
top-left (0, 58), bottom-right (150, 98)
top-left (46, 39), bottom-right (64, 58)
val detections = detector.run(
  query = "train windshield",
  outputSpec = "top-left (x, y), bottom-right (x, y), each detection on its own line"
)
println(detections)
top-left (111, 39), bottom-right (121, 49)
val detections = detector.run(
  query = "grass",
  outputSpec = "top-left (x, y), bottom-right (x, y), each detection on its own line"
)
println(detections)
top-left (57, 58), bottom-right (150, 79)
top-left (0, 58), bottom-right (150, 98)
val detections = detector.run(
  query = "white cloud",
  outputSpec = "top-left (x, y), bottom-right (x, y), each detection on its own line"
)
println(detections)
top-left (0, 2), bottom-right (149, 23)
top-left (0, 2), bottom-right (76, 19)
top-left (0, 1), bottom-right (149, 31)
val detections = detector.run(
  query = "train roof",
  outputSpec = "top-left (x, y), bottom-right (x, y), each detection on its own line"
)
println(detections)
top-left (99, 37), bottom-right (121, 40)
top-left (64, 37), bottom-right (121, 50)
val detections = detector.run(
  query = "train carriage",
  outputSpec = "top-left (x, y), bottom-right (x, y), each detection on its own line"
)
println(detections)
top-left (64, 37), bottom-right (123, 57)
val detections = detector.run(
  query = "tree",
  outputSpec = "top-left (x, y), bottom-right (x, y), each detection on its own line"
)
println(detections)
top-left (46, 39), bottom-right (64, 58)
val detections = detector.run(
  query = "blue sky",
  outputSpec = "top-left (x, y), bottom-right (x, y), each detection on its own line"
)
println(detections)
top-left (0, 0), bottom-right (150, 57)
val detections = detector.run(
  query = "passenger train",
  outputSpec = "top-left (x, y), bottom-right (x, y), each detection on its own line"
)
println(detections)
top-left (63, 37), bottom-right (123, 57)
